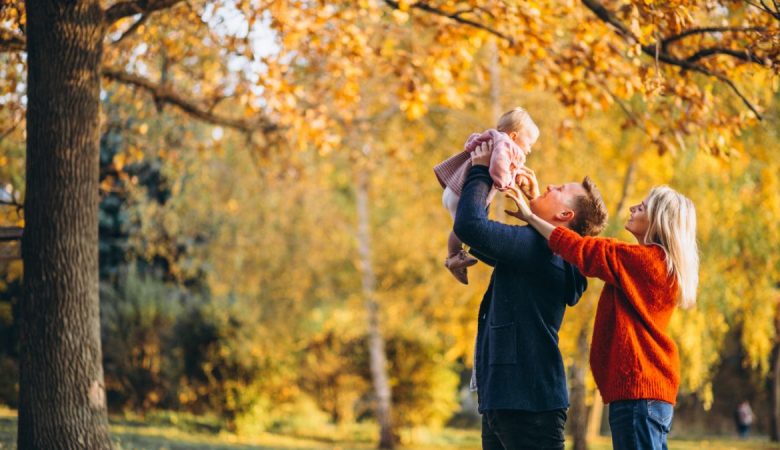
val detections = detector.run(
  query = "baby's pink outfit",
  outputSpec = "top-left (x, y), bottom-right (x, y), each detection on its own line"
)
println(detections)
top-left (434, 129), bottom-right (526, 198)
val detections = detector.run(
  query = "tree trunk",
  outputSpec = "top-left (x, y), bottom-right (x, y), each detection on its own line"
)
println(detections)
top-left (356, 167), bottom-right (396, 449)
top-left (771, 344), bottom-right (780, 441)
top-left (587, 394), bottom-right (604, 438)
top-left (569, 142), bottom-right (638, 448)
top-left (569, 326), bottom-right (591, 450)
top-left (19, 1), bottom-right (112, 449)
top-left (489, 39), bottom-right (505, 222)
top-left (770, 302), bottom-right (780, 442)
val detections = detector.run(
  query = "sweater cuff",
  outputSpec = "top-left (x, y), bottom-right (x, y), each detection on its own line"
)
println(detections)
top-left (548, 226), bottom-right (570, 253)
top-left (469, 164), bottom-right (490, 176)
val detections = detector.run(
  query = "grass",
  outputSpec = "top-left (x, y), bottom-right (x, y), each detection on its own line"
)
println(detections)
top-left (2, 407), bottom-right (780, 449)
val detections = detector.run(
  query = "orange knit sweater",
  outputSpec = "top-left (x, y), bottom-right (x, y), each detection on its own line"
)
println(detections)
top-left (549, 227), bottom-right (680, 405)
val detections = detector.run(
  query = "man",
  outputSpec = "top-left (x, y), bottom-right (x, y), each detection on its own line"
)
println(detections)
top-left (453, 143), bottom-right (608, 449)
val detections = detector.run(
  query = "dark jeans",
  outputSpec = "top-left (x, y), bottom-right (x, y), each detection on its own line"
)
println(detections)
top-left (481, 408), bottom-right (567, 450)
top-left (609, 399), bottom-right (674, 450)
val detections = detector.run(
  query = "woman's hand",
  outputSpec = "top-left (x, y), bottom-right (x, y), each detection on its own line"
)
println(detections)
top-left (470, 141), bottom-right (492, 167)
top-left (504, 186), bottom-right (534, 222)
top-left (505, 184), bottom-right (556, 240)
top-left (515, 167), bottom-right (540, 200)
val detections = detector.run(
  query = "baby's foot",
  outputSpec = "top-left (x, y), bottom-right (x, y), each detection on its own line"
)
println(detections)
top-left (446, 250), bottom-right (478, 270)
top-left (445, 250), bottom-right (478, 285)
top-left (447, 264), bottom-right (469, 285)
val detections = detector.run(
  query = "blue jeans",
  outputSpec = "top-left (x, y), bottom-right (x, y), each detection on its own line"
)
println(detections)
top-left (482, 409), bottom-right (567, 450)
top-left (609, 399), bottom-right (673, 450)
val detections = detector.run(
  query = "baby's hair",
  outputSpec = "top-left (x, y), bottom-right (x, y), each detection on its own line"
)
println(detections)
top-left (496, 107), bottom-right (539, 141)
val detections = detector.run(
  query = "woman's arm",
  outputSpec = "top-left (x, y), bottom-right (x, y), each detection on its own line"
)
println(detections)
top-left (504, 187), bottom-right (556, 239)
top-left (504, 188), bottom-right (624, 285)
top-left (547, 228), bottom-right (622, 285)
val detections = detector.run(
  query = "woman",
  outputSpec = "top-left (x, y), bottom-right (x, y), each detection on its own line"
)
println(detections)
top-left (506, 177), bottom-right (699, 450)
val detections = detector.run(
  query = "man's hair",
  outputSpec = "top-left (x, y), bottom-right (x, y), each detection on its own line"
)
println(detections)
top-left (569, 176), bottom-right (608, 236)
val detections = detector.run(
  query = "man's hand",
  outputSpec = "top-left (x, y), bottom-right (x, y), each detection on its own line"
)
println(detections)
top-left (470, 141), bottom-right (492, 167)
top-left (515, 167), bottom-right (540, 200)
top-left (505, 186), bottom-right (534, 222)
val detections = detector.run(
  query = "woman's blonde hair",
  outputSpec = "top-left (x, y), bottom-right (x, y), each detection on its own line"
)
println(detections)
top-left (644, 186), bottom-right (699, 309)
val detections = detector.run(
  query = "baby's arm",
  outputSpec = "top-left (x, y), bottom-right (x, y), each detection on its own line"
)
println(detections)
top-left (463, 132), bottom-right (483, 152)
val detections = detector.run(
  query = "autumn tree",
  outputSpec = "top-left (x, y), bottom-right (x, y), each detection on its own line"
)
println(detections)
top-left (2, 0), bottom-right (276, 447)
top-left (1, 1), bottom-right (780, 448)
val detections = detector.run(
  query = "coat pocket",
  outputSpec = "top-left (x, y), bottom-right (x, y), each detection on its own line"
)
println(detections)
top-left (488, 322), bottom-right (517, 365)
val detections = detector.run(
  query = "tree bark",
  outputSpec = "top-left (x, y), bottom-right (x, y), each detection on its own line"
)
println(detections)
top-left (489, 39), bottom-right (506, 222)
top-left (356, 166), bottom-right (396, 449)
top-left (587, 394), bottom-right (604, 438)
top-left (770, 301), bottom-right (780, 442)
top-left (569, 143), bottom-right (639, 450)
top-left (19, 1), bottom-right (112, 448)
top-left (771, 343), bottom-right (780, 441)
top-left (569, 326), bottom-right (591, 450)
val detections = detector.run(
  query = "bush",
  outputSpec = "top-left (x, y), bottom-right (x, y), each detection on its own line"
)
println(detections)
top-left (100, 272), bottom-right (181, 412)
top-left (0, 276), bottom-right (20, 408)
top-left (170, 302), bottom-right (275, 431)
top-left (299, 330), bottom-right (460, 429)
top-left (0, 356), bottom-right (17, 408)
top-left (101, 273), bottom-right (295, 431)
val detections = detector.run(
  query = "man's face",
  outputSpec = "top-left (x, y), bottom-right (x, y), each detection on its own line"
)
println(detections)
top-left (529, 182), bottom-right (586, 223)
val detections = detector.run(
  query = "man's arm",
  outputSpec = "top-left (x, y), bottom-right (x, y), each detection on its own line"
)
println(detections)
top-left (468, 247), bottom-right (497, 267)
top-left (453, 165), bottom-right (548, 266)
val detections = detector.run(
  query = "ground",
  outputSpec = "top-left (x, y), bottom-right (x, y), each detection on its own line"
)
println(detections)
top-left (1, 407), bottom-right (779, 449)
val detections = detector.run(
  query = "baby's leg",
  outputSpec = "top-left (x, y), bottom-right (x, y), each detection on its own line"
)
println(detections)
top-left (443, 187), bottom-right (463, 255)
top-left (445, 229), bottom-right (478, 285)
top-left (442, 187), bottom-right (477, 285)
top-left (448, 230), bottom-right (464, 257)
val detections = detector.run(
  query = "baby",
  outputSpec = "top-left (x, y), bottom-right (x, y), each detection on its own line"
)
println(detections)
top-left (433, 107), bottom-right (540, 284)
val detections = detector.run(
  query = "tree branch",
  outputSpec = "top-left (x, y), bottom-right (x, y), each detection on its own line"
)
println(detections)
top-left (0, 183), bottom-right (24, 212)
top-left (382, 0), bottom-right (767, 120)
top-left (0, 116), bottom-right (22, 145)
top-left (745, 0), bottom-right (780, 20)
top-left (685, 46), bottom-right (769, 65)
top-left (382, 0), bottom-right (515, 45)
top-left (0, 34), bottom-right (25, 53)
top-left (662, 26), bottom-right (767, 49)
top-left (0, 227), bottom-right (23, 242)
top-left (101, 67), bottom-right (279, 135)
top-left (0, 198), bottom-right (23, 211)
top-left (112, 13), bottom-right (150, 44)
top-left (104, 0), bottom-right (185, 25)
top-left (579, 0), bottom-right (763, 119)
top-left (597, 82), bottom-right (650, 136)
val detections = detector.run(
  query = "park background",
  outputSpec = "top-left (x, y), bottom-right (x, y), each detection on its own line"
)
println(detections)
top-left (1, 1), bottom-right (780, 449)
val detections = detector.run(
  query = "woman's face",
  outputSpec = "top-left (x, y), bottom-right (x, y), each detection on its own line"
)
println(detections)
top-left (625, 196), bottom-right (651, 243)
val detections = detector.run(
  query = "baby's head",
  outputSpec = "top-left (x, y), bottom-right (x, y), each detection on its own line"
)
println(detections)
top-left (497, 107), bottom-right (539, 155)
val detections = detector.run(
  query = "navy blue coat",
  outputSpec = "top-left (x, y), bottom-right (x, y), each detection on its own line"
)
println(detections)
top-left (453, 165), bottom-right (587, 412)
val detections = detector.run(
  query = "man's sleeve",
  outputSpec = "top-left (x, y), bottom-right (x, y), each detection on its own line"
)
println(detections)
top-left (468, 247), bottom-right (497, 267)
top-left (454, 165), bottom-right (547, 266)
